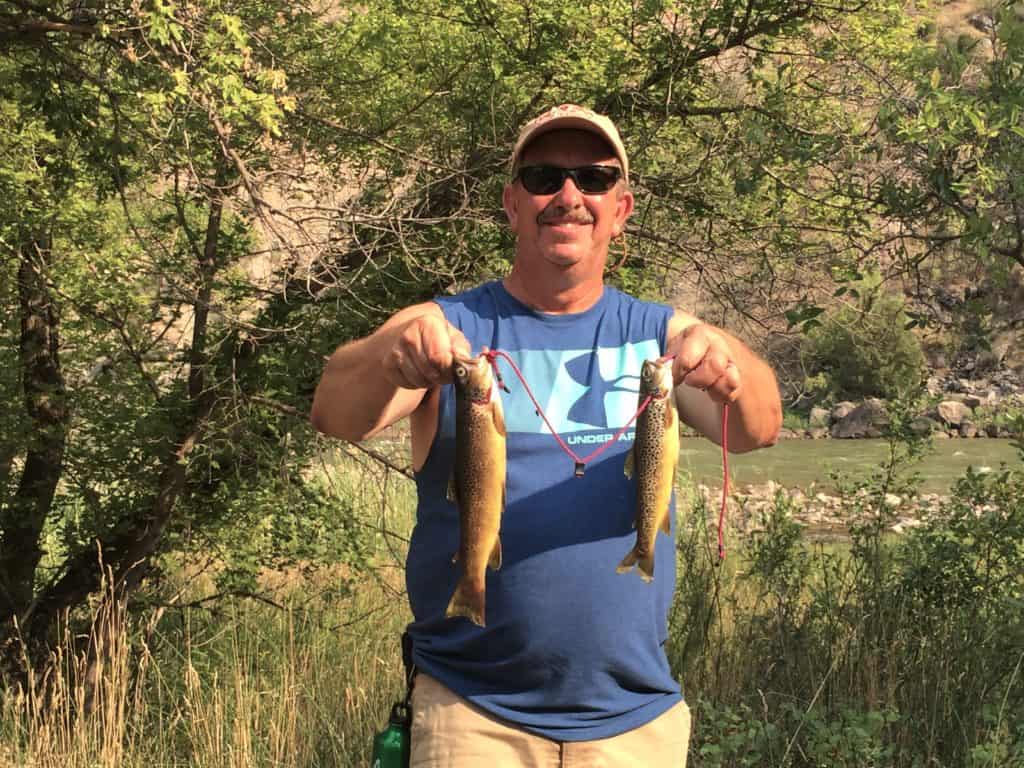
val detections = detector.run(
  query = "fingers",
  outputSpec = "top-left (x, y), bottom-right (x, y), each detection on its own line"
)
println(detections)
top-left (448, 327), bottom-right (472, 360)
top-left (384, 314), bottom-right (474, 390)
top-left (671, 325), bottom-right (742, 404)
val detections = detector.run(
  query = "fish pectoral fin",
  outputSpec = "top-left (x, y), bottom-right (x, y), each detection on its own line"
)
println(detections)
top-left (491, 396), bottom-right (506, 437)
top-left (447, 473), bottom-right (459, 505)
top-left (623, 447), bottom-right (635, 479)
top-left (488, 537), bottom-right (502, 571)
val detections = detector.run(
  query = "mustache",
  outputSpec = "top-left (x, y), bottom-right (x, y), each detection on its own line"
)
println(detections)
top-left (537, 205), bottom-right (594, 226)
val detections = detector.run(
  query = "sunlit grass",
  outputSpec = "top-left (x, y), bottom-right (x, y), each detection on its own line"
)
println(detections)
top-left (1, 451), bottom-right (1020, 766)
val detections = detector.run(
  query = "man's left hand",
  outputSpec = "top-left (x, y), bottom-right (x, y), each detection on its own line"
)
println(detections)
top-left (667, 324), bottom-right (742, 404)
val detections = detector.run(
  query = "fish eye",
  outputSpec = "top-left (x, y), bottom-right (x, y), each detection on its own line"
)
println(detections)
top-left (454, 365), bottom-right (466, 378)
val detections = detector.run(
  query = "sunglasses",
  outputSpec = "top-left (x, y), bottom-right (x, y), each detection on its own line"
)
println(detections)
top-left (515, 164), bottom-right (622, 195)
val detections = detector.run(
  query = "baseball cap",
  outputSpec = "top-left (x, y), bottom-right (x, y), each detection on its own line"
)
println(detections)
top-left (511, 104), bottom-right (629, 183)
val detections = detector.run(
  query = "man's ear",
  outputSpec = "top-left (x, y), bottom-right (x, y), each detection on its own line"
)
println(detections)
top-left (502, 183), bottom-right (518, 230)
top-left (614, 188), bottom-right (635, 235)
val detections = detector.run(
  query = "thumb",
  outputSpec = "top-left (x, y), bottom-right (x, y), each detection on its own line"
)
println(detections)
top-left (448, 324), bottom-right (472, 359)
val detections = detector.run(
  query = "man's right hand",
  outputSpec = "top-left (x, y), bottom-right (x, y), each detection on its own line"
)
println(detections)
top-left (382, 314), bottom-right (473, 391)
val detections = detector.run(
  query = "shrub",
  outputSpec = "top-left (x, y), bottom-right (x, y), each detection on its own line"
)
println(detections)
top-left (802, 291), bottom-right (926, 400)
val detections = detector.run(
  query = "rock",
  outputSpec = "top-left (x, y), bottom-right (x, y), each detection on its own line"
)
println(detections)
top-left (963, 394), bottom-right (984, 409)
top-left (891, 518), bottom-right (924, 535)
top-left (830, 398), bottom-right (888, 439)
top-left (959, 421), bottom-right (979, 438)
top-left (937, 400), bottom-right (972, 427)
top-left (777, 428), bottom-right (801, 440)
top-left (831, 401), bottom-right (856, 422)
top-left (884, 493), bottom-right (902, 507)
top-left (934, 430), bottom-right (950, 439)
top-left (909, 417), bottom-right (938, 436)
top-left (809, 407), bottom-right (831, 427)
top-left (808, 427), bottom-right (829, 439)
top-left (969, 13), bottom-right (995, 34)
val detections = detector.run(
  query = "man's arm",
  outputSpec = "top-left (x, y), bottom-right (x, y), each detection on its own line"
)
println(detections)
top-left (666, 311), bottom-right (782, 454)
top-left (310, 301), bottom-right (470, 441)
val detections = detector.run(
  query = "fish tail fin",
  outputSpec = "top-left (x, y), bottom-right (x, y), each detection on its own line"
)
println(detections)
top-left (616, 547), bottom-right (638, 574)
top-left (445, 579), bottom-right (486, 627)
top-left (616, 546), bottom-right (655, 583)
top-left (637, 554), bottom-right (655, 582)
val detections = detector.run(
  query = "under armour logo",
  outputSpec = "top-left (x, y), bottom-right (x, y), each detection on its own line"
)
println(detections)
top-left (564, 353), bottom-right (638, 428)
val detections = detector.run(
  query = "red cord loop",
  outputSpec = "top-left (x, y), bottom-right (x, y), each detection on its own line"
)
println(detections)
top-left (480, 348), bottom-right (730, 560)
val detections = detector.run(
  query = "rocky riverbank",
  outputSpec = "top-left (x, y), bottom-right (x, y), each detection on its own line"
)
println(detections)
top-left (697, 477), bottom-right (1001, 541)
top-left (779, 364), bottom-right (1023, 440)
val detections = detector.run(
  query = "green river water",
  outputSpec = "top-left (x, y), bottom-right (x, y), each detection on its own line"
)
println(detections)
top-left (680, 438), bottom-right (1022, 493)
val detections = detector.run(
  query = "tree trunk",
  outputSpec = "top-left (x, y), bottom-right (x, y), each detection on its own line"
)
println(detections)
top-left (0, 236), bottom-right (67, 625)
top-left (20, 165), bottom-right (228, 664)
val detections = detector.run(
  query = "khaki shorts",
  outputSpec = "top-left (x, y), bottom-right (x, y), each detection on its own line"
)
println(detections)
top-left (410, 673), bottom-right (691, 768)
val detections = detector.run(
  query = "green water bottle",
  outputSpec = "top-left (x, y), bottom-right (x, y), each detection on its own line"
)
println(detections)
top-left (371, 702), bottom-right (411, 768)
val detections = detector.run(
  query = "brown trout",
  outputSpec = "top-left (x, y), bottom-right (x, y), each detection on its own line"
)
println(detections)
top-left (617, 358), bottom-right (679, 582)
top-left (446, 353), bottom-right (507, 627)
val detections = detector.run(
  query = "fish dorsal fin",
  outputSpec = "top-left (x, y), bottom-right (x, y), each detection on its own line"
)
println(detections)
top-left (623, 446), bottom-right (635, 479)
top-left (661, 511), bottom-right (671, 534)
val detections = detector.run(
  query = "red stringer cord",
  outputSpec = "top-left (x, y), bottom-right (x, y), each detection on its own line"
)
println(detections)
top-left (482, 349), bottom-right (731, 561)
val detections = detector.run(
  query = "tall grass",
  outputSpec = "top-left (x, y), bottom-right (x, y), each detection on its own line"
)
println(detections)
top-left (1, 443), bottom-right (1021, 766)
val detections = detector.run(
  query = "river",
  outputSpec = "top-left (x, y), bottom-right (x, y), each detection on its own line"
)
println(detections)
top-left (680, 438), bottom-right (1022, 493)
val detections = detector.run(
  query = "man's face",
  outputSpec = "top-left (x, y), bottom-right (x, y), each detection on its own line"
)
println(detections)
top-left (503, 129), bottom-right (634, 272)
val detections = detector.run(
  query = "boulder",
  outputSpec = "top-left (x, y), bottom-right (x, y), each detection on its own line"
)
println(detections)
top-left (809, 406), bottom-right (831, 427)
top-left (830, 399), bottom-right (888, 439)
top-left (937, 400), bottom-right (972, 427)
top-left (909, 417), bottom-right (938, 436)
top-left (985, 423), bottom-right (1001, 438)
top-left (959, 421), bottom-right (979, 438)
top-left (830, 401), bottom-right (857, 422)
top-left (808, 427), bottom-right (829, 439)
top-left (968, 12), bottom-right (996, 34)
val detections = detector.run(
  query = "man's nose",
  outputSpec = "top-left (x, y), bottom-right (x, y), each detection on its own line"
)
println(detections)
top-left (551, 174), bottom-right (584, 207)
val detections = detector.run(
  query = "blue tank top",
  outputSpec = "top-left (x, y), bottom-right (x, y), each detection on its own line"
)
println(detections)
top-left (406, 280), bottom-right (682, 741)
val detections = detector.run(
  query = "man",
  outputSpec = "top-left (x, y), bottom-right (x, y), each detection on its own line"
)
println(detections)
top-left (311, 104), bottom-right (782, 766)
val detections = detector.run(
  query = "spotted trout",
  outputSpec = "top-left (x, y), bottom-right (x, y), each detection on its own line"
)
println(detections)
top-left (446, 353), bottom-right (506, 627)
top-left (617, 357), bottom-right (679, 582)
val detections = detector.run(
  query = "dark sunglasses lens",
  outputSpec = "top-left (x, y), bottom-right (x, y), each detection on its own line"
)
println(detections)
top-left (518, 165), bottom-right (620, 194)
top-left (519, 166), bottom-right (564, 194)
top-left (575, 166), bottom-right (620, 193)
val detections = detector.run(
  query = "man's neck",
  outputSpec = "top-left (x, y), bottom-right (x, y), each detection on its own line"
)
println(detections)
top-left (503, 266), bottom-right (605, 315)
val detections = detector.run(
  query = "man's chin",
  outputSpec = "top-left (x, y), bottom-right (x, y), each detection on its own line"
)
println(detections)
top-left (540, 249), bottom-right (586, 268)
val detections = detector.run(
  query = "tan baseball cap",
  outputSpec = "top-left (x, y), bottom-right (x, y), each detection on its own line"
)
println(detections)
top-left (511, 104), bottom-right (629, 183)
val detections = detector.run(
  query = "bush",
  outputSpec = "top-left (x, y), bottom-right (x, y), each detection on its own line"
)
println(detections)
top-left (802, 291), bottom-right (926, 400)
top-left (669, 435), bottom-right (1024, 767)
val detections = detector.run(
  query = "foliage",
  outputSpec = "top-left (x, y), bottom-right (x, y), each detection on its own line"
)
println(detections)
top-left (801, 280), bottom-right (926, 400)
top-left (670, 401), bottom-right (1024, 766)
